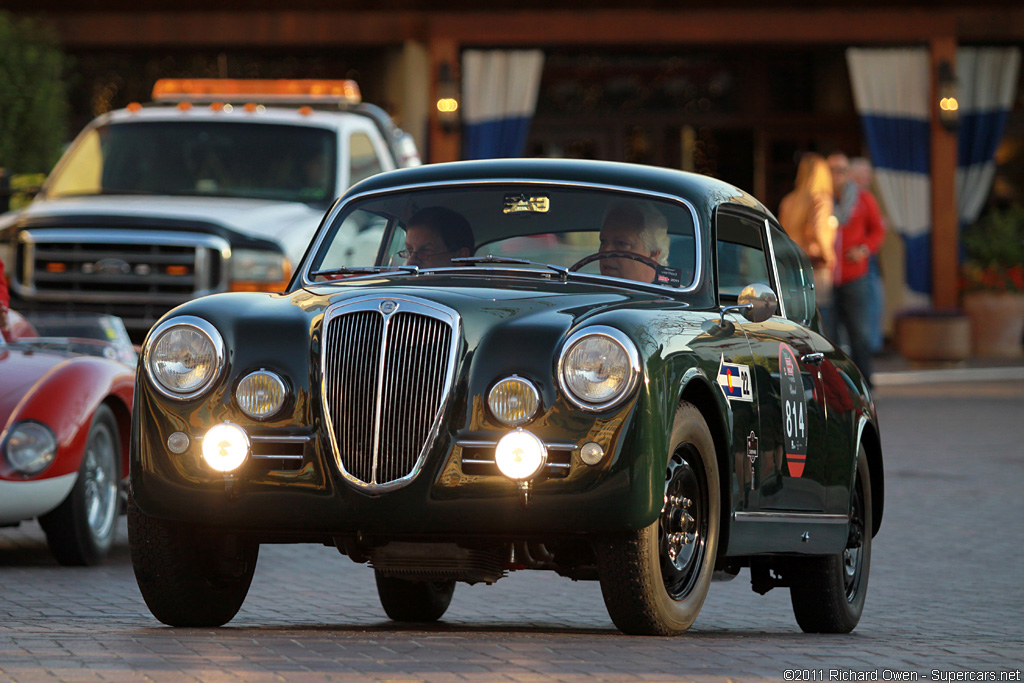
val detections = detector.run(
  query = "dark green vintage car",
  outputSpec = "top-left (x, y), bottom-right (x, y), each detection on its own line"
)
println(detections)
top-left (129, 158), bottom-right (883, 635)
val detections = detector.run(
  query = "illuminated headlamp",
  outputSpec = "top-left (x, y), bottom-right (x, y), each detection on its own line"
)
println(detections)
top-left (201, 423), bottom-right (250, 472)
top-left (494, 429), bottom-right (547, 481)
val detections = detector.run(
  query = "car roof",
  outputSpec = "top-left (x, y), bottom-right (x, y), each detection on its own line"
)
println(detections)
top-left (345, 158), bottom-right (769, 217)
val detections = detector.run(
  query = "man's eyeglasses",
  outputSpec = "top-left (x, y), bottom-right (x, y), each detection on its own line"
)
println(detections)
top-left (397, 248), bottom-right (453, 259)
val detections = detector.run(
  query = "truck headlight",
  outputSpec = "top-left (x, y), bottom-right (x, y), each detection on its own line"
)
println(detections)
top-left (230, 249), bottom-right (291, 292)
top-left (558, 326), bottom-right (641, 411)
top-left (144, 316), bottom-right (225, 400)
top-left (494, 429), bottom-right (547, 481)
top-left (3, 421), bottom-right (57, 476)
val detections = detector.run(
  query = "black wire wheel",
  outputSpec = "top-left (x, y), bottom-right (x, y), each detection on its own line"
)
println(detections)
top-left (375, 572), bottom-right (456, 622)
top-left (789, 445), bottom-right (873, 633)
top-left (595, 401), bottom-right (720, 635)
top-left (39, 404), bottom-right (121, 566)
top-left (128, 496), bottom-right (259, 627)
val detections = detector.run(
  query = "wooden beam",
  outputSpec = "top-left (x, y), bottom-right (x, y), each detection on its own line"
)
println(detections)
top-left (929, 36), bottom-right (959, 310)
top-left (34, 8), bottom-right (1024, 48)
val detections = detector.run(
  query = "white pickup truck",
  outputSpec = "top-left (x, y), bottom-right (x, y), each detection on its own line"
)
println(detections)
top-left (0, 79), bottom-right (420, 339)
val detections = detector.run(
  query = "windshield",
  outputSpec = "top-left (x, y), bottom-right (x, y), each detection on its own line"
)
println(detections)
top-left (307, 185), bottom-right (698, 288)
top-left (47, 121), bottom-right (336, 204)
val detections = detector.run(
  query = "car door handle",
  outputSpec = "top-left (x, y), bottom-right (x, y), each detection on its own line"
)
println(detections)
top-left (801, 352), bottom-right (825, 365)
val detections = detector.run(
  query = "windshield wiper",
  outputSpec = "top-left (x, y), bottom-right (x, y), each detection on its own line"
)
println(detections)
top-left (310, 265), bottom-right (420, 279)
top-left (449, 255), bottom-right (570, 282)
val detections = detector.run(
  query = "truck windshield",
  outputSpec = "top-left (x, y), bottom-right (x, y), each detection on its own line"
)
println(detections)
top-left (46, 121), bottom-right (337, 204)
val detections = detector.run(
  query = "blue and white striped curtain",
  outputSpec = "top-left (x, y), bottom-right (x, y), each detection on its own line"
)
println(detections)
top-left (847, 47), bottom-right (1021, 298)
top-left (462, 50), bottom-right (545, 160)
top-left (956, 48), bottom-right (1021, 226)
top-left (846, 48), bottom-right (932, 296)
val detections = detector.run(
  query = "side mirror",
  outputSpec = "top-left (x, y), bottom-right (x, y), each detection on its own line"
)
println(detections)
top-left (737, 283), bottom-right (778, 323)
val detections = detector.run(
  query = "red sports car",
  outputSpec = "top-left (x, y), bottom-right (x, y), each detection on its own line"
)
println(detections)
top-left (0, 313), bottom-right (135, 565)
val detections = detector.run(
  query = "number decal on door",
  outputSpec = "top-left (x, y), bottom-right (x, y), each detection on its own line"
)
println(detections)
top-left (779, 343), bottom-right (808, 477)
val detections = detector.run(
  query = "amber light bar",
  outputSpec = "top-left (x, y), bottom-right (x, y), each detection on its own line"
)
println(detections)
top-left (151, 79), bottom-right (361, 105)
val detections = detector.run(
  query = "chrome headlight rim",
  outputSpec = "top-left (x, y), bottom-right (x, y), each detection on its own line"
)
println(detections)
top-left (144, 315), bottom-right (226, 401)
top-left (487, 375), bottom-right (541, 427)
top-left (557, 326), bottom-right (642, 412)
top-left (235, 369), bottom-right (288, 420)
top-left (3, 420), bottom-right (58, 477)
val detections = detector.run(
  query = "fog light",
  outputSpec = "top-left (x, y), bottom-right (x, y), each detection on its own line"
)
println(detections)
top-left (201, 423), bottom-right (249, 472)
top-left (236, 370), bottom-right (286, 420)
top-left (488, 376), bottom-right (540, 426)
top-left (494, 429), bottom-right (547, 481)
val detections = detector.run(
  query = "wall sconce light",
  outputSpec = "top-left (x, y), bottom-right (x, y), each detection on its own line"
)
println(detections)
top-left (937, 60), bottom-right (959, 133)
top-left (436, 61), bottom-right (460, 133)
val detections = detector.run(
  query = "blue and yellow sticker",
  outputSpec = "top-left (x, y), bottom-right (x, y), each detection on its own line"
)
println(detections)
top-left (717, 356), bottom-right (753, 402)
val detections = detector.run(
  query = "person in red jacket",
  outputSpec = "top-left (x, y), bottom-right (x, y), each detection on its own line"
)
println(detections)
top-left (0, 259), bottom-right (10, 340)
top-left (827, 153), bottom-right (886, 387)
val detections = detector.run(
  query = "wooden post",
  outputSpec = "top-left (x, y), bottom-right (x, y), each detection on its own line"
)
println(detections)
top-left (929, 36), bottom-right (959, 309)
top-left (428, 37), bottom-right (461, 164)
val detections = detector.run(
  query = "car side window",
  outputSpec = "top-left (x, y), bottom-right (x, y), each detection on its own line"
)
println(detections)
top-left (715, 211), bottom-right (771, 301)
top-left (349, 132), bottom-right (384, 187)
top-left (770, 224), bottom-right (815, 326)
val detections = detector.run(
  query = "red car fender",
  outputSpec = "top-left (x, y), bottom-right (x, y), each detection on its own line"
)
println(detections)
top-left (7, 356), bottom-right (134, 480)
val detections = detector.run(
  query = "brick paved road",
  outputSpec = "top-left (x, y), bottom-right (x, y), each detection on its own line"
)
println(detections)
top-left (2, 379), bottom-right (1022, 682)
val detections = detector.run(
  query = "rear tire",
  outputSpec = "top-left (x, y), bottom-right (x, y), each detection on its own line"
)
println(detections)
top-left (128, 496), bottom-right (258, 627)
top-left (789, 446), bottom-right (872, 633)
top-left (40, 404), bottom-right (121, 566)
top-left (595, 402), bottom-right (720, 635)
top-left (375, 572), bottom-right (455, 622)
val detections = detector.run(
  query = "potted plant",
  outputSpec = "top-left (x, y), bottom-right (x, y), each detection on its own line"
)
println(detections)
top-left (960, 204), bottom-right (1024, 358)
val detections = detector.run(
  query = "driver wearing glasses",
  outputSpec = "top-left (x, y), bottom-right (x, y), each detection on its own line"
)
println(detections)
top-left (598, 201), bottom-right (670, 283)
top-left (399, 206), bottom-right (474, 268)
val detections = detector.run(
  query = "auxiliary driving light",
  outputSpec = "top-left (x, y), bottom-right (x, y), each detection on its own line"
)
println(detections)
top-left (487, 376), bottom-right (540, 426)
top-left (201, 423), bottom-right (250, 472)
top-left (494, 429), bottom-right (547, 481)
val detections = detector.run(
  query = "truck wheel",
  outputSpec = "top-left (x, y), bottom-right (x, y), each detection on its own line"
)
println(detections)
top-left (39, 404), bottom-right (120, 566)
top-left (128, 496), bottom-right (258, 627)
top-left (595, 402), bottom-right (720, 635)
top-left (375, 572), bottom-right (455, 622)
top-left (789, 446), bottom-right (872, 633)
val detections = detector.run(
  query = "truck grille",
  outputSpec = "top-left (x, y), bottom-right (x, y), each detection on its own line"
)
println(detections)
top-left (322, 297), bottom-right (459, 492)
top-left (13, 228), bottom-right (229, 336)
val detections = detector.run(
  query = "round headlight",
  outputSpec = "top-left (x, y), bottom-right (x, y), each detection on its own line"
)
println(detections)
top-left (145, 316), bottom-right (225, 400)
top-left (558, 327), bottom-right (641, 411)
top-left (494, 429), bottom-right (547, 481)
top-left (201, 423), bottom-right (250, 472)
top-left (488, 376), bottom-right (540, 426)
top-left (236, 370), bottom-right (287, 420)
top-left (4, 421), bottom-right (58, 476)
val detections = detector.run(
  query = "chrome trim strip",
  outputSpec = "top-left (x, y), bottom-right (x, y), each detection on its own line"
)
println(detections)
top-left (300, 178), bottom-right (703, 294)
top-left (455, 439), bottom-right (577, 451)
top-left (733, 511), bottom-right (849, 524)
top-left (557, 325), bottom-right (642, 412)
top-left (762, 218), bottom-right (789, 321)
top-left (17, 228), bottom-right (232, 252)
top-left (250, 453), bottom-right (304, 461)
top-left (320, 294), bottom-right (461, 494)
top-left (250, 435), bottom-right (312, 443)
top-left (143, 316), bottom-right (226, 401)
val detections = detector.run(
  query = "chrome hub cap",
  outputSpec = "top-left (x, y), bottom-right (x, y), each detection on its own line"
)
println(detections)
top-left (84, 425), bottom-right (118, 541)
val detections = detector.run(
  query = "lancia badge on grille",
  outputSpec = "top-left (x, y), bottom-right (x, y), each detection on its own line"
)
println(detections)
top-left (379, 300), bottom-right (398, 315)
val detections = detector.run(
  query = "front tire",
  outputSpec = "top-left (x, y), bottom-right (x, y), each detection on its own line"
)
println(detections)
top-left (789, 446), bottom-right (873, 633)
top-left (375, 572), bottom-right (455, 622)
top-left (128, 497), bottom-right (258, 627)
top-left (595, 402), bottom-right (720, 635)
top-left (40, 404), bottom-right (121, 566)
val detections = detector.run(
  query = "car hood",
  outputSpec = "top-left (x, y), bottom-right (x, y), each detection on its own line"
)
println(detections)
top-left (9, 195), bottom-right (324, 264)
top-left (0, 348), bottom-right (68, 420)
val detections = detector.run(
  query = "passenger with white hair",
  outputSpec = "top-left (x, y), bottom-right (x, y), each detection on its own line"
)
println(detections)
top-left (597, 200), bottom-right (670, 283)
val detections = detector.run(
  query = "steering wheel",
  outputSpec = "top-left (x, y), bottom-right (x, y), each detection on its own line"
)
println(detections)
top-left (569, 250), bottom-right (662, 273)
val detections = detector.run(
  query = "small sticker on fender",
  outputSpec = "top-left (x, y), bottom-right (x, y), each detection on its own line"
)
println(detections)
top-left (717, 357), bottom-right (753, 402)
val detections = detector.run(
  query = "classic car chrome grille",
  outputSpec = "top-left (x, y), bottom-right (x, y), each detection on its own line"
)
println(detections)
top-left (322, 297), bottom-right (458, 491)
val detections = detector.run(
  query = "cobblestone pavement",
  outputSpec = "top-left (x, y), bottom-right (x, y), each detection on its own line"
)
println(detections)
top-left (2, 379), bottom-right (1022, 682)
